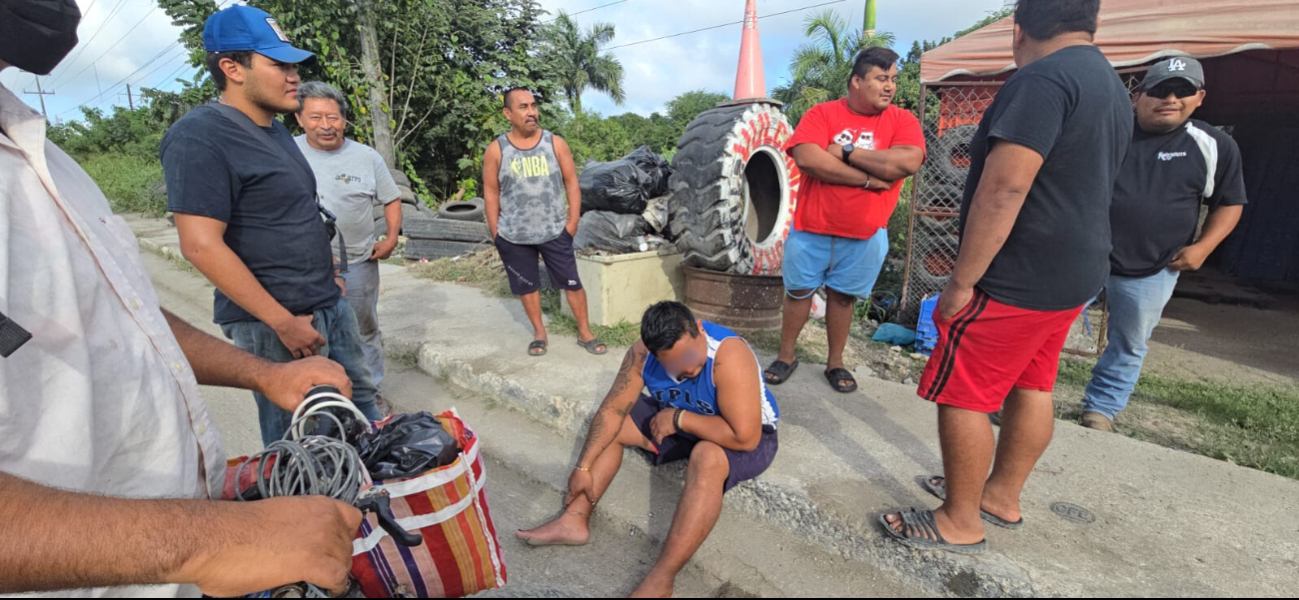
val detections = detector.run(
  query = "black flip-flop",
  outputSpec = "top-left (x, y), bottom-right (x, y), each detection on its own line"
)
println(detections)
top-left (824, 367), bottom-right (858, 393)
top-left (920, 476), bottom-right (1024, 530)
top-left (764, 359), bottom-right (799, 385)
top-left (879, 508), bottom-right (987, 555)
top-left (577, 338), bottom-right (607, 355)
top-left (528, 340), bottom-right (548, 357)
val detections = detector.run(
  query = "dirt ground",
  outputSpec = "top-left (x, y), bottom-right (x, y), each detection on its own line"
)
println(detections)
top-left (1140, 294), bottom-right (1299, 388)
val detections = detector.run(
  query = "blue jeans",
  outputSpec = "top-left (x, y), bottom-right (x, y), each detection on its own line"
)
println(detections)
top-left (1082, 269), bottom-right (1181, 419)
top-left (342, 260), bottom-right (384, 387)
top-left (221, 298), bottom-right (382, 447)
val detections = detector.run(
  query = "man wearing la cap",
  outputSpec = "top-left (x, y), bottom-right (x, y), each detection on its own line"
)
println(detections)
top-left (162, 5), bottom-right (382, 447)
top-left (1079, 57), bottom-right (1246, 432)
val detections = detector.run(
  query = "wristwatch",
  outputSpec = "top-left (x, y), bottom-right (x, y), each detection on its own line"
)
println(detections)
top-left (841, 143), bottom-right (856, 163)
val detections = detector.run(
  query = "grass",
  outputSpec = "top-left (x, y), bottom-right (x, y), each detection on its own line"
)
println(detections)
top-left (408, 250), bottom-right (512, 297)
top-left (539, 289), bottom-right (641, 348)
top-left (79, 153), bottom-right (167, 217)
top-left (1056, 357), bottom-right (1299, 479)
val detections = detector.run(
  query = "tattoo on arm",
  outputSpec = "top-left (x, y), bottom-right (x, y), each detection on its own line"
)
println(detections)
top-left (576, 345), bottom-right (646, 466)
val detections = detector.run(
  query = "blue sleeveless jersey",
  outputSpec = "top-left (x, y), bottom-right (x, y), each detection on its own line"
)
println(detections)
top-left (641, 322), bottom-right (780, 428)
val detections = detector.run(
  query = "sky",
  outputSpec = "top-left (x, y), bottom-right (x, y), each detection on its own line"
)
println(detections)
top-left (1, 0), bottom-right (1010, 123)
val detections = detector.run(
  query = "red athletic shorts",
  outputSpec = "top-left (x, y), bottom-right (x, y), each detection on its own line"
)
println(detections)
top-left (917, 289), bottom-right (1084, 413)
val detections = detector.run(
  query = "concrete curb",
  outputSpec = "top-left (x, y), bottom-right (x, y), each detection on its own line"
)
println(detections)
top-left (406, 338), bottom-right (1036, 598)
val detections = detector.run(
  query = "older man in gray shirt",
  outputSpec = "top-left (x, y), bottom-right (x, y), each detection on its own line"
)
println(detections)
top-left (295, 82), bottom-right (401, 405)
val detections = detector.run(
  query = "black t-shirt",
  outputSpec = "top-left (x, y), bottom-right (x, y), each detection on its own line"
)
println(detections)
top-left (161, 104), bottom-right (339, 324)
top-left (1109, 119), bottom-right (1247, 277)
top-left (959, 45), bottom-right (1134, 311)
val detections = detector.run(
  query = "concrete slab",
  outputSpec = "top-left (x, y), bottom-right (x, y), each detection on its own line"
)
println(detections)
top-left (127, 215), bottom-right (1299, 598)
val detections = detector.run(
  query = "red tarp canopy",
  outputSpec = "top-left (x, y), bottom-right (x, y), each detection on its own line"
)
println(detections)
top-left (920, 0), bottom-right (1299, 84)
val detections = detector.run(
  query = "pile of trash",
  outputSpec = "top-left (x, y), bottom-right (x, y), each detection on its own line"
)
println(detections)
top-left (576, 146), bottom-right (675, 254)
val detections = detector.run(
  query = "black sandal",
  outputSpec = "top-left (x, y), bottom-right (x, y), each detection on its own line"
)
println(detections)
top-left (528, 340), bottom-right (548, 357)
top-left (824, 367), bottom-right (858, 393)
top-left (764, 359), bottom-right (799, 385)
top-left (879, 508), bottom-right (987, 555)
top-left (577, 338), bottom-right (608, 355)
top-left (919, 476), bottom-right (1024, 530)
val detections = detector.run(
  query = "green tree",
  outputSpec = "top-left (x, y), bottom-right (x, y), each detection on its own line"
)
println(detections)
top-left (771, 9), bottom-right (896, 124)
top-left (543, 11), bottom-right (625, 114)
top-left (665, 90), bottom-right (729, 126)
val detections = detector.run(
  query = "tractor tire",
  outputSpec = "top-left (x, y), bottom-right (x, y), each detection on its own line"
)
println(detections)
top-left (670, 101), bottom-right (799, 275)
top-left (928, 124), bottom-right (978, 189)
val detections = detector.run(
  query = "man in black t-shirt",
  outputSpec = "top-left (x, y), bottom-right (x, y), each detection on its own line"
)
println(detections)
top-left (1080, 58), bottom-right (1246, 432)
top-left (161, 6), bottom-right (381, 446)
top-left (883, 0), bottom-right (1132, 554)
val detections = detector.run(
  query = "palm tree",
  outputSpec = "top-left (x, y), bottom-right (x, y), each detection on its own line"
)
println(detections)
top-left (545, 11), bottom-right (626, 114)
top-left (773, 9), bottom-right (896, 123)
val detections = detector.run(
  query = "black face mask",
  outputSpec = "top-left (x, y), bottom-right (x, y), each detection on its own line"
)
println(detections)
top-left (0, 0), bottom-right (82, 76)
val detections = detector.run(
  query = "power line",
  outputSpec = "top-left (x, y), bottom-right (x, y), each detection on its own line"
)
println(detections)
top-left (50, 5), bottom-right (161, 90)
top-left (543, 0), bottom-right (629, 23)
top-left (604, 0), bottom-right (848, 51)
top-left (49, 0), bottom-right (131, 87)
top-left (57, 42), bottom-right (184, 117)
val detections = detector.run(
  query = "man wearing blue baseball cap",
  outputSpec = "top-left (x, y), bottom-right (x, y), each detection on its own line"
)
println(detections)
top-left (162, 5), bottom-right (383, 447)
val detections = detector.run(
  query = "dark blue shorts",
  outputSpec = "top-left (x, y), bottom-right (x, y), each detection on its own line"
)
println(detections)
top-left (630, 395), bottom-right (778, 492)
top-left (494, 230), bottom-right (583, 295)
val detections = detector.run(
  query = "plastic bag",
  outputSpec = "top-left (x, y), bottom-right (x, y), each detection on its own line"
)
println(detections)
top-left (643, 194), bottom-right (671, 234)
top-left (573, 211), bottom-right (650, 254)
top-left (579, 159), bottom-right (652, 214)
top-left (624, 146), bottom-right (673, 198)
top-left (358, 412), bottom-right (462, 480)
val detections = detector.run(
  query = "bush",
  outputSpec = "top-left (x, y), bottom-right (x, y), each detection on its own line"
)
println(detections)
top-left (78, 153), bottom-right (167, 217)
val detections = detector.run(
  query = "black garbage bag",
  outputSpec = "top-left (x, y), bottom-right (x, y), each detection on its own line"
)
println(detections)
top-left (359, 412), bottom-right (461, 480)
top-left (624, 145), bottom-right (673, 198)
top-left (573, 211), bottom-right (649, 254)
top-left (579, 159), bottom-right (652, 214)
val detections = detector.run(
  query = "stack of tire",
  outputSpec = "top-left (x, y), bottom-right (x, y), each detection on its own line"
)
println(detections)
top-left (670, 101), bottom-right (800, 276)
top-left (902, 123), bottom-right (977, 321)
top-left (401, 195), bottom-right (492, 261)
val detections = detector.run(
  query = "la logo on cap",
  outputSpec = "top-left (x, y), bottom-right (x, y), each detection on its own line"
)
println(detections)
top-left (265, 18), bottom-right (291, 43)
top-left (1168, 59), bottom-right (1188, 72)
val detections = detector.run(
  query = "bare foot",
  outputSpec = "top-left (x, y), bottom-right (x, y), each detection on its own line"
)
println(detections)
top-left (516, 511), bottom-right (590, 547)
top-left (628, 569), bottom-right (674, 598)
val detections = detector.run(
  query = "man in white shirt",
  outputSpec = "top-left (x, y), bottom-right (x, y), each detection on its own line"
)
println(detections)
top-left (0, 2), bottom-right (362, 596)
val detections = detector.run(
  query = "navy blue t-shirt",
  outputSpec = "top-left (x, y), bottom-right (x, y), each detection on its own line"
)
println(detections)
top-left (960, 45), bottom-right (1133, 311)
top-left (161, 104), bottom-right (339, 324)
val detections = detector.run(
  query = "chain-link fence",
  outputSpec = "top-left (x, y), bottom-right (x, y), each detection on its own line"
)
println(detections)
top-left (900, 76), bottom-right (1143, 356)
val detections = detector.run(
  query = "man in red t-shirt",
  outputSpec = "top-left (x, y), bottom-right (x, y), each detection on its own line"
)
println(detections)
top-left (763, 47), bottom-right (925, 394)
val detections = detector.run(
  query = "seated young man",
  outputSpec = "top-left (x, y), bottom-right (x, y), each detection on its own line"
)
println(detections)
top-left (517, 301), bottom-right (780, 597)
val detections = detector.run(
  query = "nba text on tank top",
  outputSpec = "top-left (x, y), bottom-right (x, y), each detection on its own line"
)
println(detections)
top-left (642, 322), bottom-right (781, 428)
top-left (496, 130), bottom-right (569, 246)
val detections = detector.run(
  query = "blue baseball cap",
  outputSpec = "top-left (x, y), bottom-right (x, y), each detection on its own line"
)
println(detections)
top-left (202, 5), bottom-right (314, 64)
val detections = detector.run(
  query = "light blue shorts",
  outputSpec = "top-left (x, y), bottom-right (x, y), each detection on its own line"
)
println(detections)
top-left (781, 227), bottom-right (889, 299)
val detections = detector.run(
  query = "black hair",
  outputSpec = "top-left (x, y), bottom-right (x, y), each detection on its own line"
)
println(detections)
top-left (641, 301), bottom-right (700, 355)
top-left (1013, 0), bottom-right (1101, 41)
top-left (503, 87), bottom-right (533, 109)
top-left (849, 47), bottom-right (900, 87)
top-left (206, 51), bottom-right (255, 91)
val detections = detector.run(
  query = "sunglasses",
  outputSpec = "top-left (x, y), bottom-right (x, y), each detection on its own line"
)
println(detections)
top-left (1145, 80), bottom-right (1200, 100)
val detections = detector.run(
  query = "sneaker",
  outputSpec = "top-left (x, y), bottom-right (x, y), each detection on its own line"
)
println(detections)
top-left (1080, 411), bottom-right (1113, 432)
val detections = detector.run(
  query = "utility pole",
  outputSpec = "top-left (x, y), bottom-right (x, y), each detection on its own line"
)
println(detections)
top-left (22, 75), bottom-right (54, 120)
top-left (120, 83), bottom-right (135, 110)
